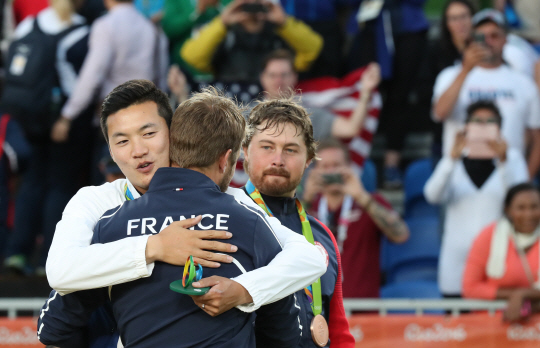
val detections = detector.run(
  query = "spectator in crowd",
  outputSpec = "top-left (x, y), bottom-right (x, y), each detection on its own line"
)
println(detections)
top-left (279, 0), bottom-right (346, 78)
top-left (347, 0), bottom-right (430, 189)
top-left (0, 115), bottom-right (30, 262)
top-left (50, 0), bottom-right (169, 143)
top-left (162, 0), bottom-right (232, 81)
top-left (463, 182), bottom-right (540, 322)
top-left (433, 8), bottom-right (540, 179)
top-left (2, 0), bottom-right (91, 274)
top-left (180, 0), bottom-right (323, 83)
top-left (76, 0), bottom-right (106, 24)
top-left (302, 139), bottom-right (409, 298)
top-left (259, 49), bottom-right (381, 142)
top-left (495, 0), bottom-right (540, 48)
top-left (418, 0), bottom-right (477, 158)
top-left (134, 0), bottom-right (164, 23)
top-left (425, 100), bottom-right (528, 297)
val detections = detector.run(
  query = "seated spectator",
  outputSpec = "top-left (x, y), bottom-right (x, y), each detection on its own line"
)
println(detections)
top-left (463, 183), bottom-right (540, 322)
top-left (258, 49), bottom-right (380, 142)
top-left (433, 8), bottom-right (540, 178)
top-left (180, 0), bottom-right (323, 83)
top-left (303, 139), bottom-right (409, 298)
top-left (424, 100), bottom-right (529, 297)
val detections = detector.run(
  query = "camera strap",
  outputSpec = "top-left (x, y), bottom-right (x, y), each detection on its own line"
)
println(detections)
top-left (318, 195), bottom-right (354, 253)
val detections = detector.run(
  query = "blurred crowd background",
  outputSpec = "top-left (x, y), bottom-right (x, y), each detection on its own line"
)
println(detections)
top-left (1, 0), bottom-right (540, 319)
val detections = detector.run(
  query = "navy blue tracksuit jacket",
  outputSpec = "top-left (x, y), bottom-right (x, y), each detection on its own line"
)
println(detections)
top-left (38, 168), bottom-right (300, 348)
top-left (247, 191), bottom-right (339, 348)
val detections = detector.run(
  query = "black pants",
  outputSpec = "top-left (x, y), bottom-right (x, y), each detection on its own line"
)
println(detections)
top-left (379, 31), bottom-right (428, 152)
top-left (5, 115), bottom-right (92, 267)
top-left (347, 28), bottom-right (428, 153)
top-left (299, 20), bottom-right (344, 79)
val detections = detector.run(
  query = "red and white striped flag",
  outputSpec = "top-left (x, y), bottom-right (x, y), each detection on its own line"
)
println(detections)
top-left (229, 66), bottom-right (382, 188)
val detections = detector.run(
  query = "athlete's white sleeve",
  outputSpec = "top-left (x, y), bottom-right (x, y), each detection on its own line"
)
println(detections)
top-left (46, 180), bottom-right (153, 295)
top-left (226, 188), bottom-right (327, 312)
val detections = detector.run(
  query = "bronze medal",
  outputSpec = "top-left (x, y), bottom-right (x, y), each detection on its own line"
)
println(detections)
top-left (310, 314), bottom-right (329, 347)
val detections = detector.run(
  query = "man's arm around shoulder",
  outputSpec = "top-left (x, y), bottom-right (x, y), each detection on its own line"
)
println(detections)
top-left (46, 181), bottom-right (153, 294)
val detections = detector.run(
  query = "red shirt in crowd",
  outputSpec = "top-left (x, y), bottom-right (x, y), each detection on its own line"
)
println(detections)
top-left (309, 193), bottom-right (391, 298)
top-left (12, 0), bottom-right (48, 24)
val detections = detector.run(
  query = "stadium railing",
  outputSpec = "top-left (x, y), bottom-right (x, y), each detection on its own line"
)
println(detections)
top-left (0, 298), bottom-right (508, 319)
top-left (343, 299), bottom-right (507, 316)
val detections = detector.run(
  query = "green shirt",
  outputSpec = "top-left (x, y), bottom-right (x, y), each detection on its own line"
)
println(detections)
top-left (162, 0), bottom-right (233, 79)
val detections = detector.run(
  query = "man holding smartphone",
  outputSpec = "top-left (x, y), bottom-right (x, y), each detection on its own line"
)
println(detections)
top-left (302, 138), bottom-right (409, 298)
top-left (433, 9), bottom-right (540, 179)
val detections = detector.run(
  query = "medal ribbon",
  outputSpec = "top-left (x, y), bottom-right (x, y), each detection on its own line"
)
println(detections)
top-left (246, 180), bottom-right (323, 316)
top-left (124, 183), bottom-right (134, 201)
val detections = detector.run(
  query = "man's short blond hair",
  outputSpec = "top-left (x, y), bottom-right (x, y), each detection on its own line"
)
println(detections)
top-left (170, 87), bottom-right (245, 168)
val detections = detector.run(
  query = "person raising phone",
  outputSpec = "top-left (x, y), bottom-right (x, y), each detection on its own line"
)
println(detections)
top-left (425, 100), bottom-right (529, 298)
top-left (302, 138), bottom-right (409, 298)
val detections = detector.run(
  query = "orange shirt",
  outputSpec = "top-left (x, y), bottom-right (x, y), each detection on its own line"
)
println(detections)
top-left (463, 223), bottom-right (540, 299)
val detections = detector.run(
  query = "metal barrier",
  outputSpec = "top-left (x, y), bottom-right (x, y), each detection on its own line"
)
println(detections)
top-left (0, 298), bottom-right (48, 319)
top-left (0, 298), bottom-right (509, 319)
top-left (343, 299), bottom-right (507, 317)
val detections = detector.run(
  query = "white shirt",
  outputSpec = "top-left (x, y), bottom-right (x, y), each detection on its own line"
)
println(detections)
top-left (504, 33), bottom-right (539, 78)
top-left (433, 64), bottom-right (540, 156)
top-left (46, 179), bottom-right (326, 312)
top-left (61, 4), bottom-right (168, 119)
top-left (424, 149), bottom-right (529, 294)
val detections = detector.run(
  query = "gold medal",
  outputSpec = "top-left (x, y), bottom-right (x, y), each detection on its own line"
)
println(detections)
top-left (310, 314), bottom-right (329, 347)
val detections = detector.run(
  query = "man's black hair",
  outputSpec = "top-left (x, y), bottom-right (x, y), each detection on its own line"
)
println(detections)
top-left (100, 79), bottom-right (172, 142)
top-left (465, 100), bottom-right (502, 127)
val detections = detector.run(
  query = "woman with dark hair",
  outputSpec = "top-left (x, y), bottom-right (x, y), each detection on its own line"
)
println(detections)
top-left (424, 100), bottom-right (529, 298)
top-left (418, 0), bottom-right (476, 157)
top-left (463, 183), bottom-right (540, 322)
top-left (435, 0), bottom-right (476, 72)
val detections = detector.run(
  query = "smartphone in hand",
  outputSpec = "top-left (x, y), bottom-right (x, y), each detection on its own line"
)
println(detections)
top-left (465, 123), bottom-right (499, 159)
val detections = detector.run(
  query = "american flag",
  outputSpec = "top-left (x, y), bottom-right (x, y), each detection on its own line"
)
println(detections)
top-left (229, 66), bottom-right (382, 188)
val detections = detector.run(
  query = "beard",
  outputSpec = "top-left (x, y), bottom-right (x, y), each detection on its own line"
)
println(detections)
top-left (245, 161), bottom-right (302, 197)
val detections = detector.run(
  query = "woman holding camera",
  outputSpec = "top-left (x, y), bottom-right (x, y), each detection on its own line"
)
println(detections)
top-left (424, 100), bottom-right (528, 298)
top-left (463, 183), bottom-right (540, 322)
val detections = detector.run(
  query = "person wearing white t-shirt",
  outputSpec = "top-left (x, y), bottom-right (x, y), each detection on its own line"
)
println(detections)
top-left (433, 8), bottom-right (540, 179)
top-left (425, 100), bottom-right (528, 296)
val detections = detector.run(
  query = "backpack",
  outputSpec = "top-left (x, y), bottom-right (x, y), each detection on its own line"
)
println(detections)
top-left (0, 18), bottom-right (83, 140)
